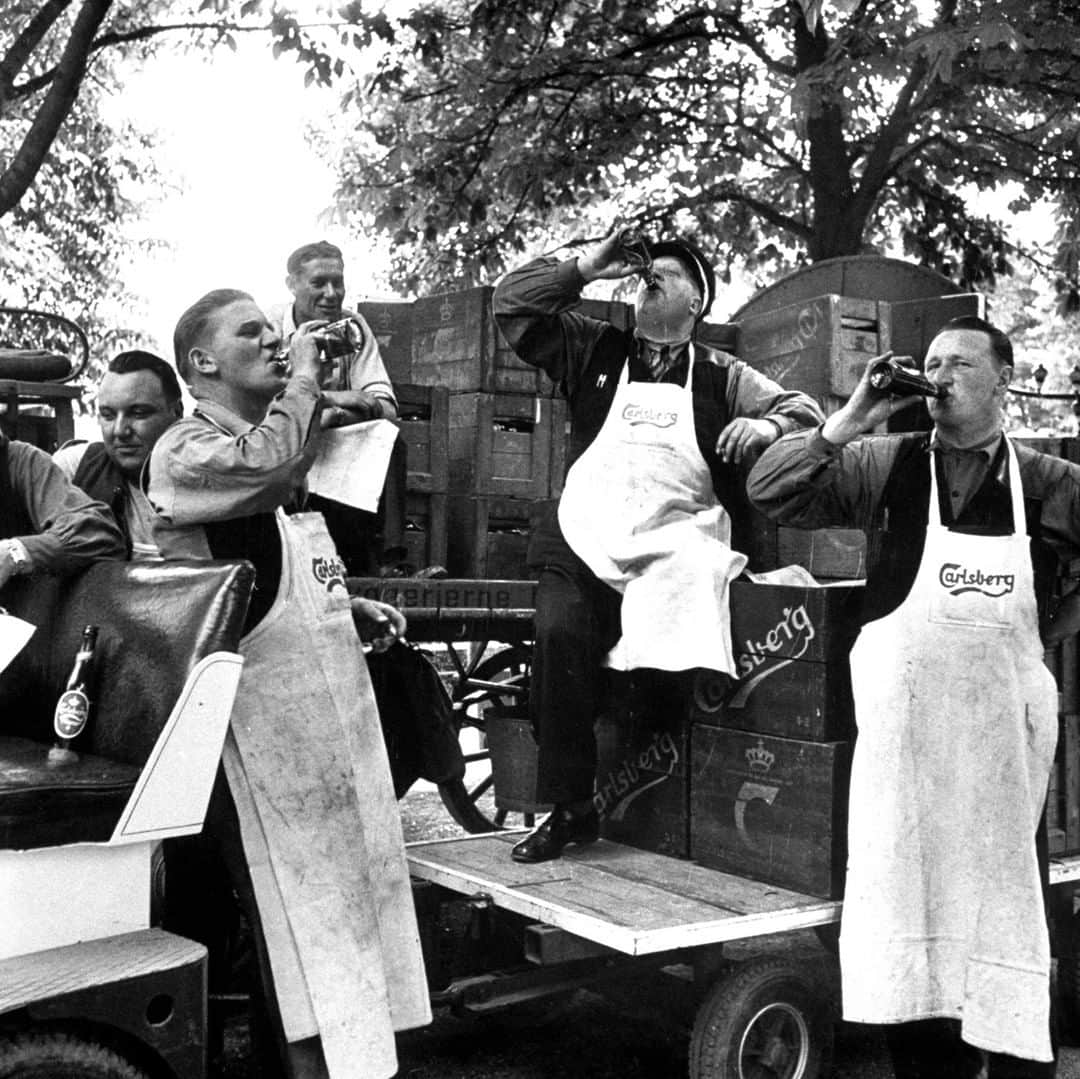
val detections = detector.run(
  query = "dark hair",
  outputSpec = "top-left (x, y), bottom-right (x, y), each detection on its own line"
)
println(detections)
top-left (646, 238), bottom-right (716, 319)
top-left (286, 241), bottom-right (344, 276)
top-left (173, 288), bottom-right (253, 382)
top-left (938, 315), bottom-right (1013, 369)
top-left (107, 350), bottom-right (183, 407)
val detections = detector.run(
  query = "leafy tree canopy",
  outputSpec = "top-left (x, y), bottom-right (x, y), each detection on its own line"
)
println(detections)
top-left (0, 0), bottom-right (335, 373)
top-left (321, 0), bottom-right (1080, 308)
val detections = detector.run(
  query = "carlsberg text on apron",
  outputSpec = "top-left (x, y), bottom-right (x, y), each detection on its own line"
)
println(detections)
top-left (557, 347), bottom-right (746, 673)
top-left (222, 510), bottom-right (430, 1079)
top-left (841, 439), bottom-right (1058, 1062)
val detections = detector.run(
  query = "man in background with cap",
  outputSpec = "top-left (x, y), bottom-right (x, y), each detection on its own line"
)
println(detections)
top-left (493, 226), bottom-right (824, 863)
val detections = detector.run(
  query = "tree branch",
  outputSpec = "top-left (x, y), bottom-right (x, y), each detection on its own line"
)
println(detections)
top-left (0, 0), bottom-right (113, 217)
top-left (0, 0), bottom-right (74, 100)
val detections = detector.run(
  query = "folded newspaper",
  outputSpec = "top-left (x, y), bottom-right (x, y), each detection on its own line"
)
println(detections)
top-left (306, 418), bottom-right (398, 512)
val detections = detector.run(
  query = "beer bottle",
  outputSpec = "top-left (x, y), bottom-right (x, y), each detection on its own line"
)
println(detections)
top-left (867, 356), bottom-right (944, 399)
top-left (48, 625), bottom-right (99, 766)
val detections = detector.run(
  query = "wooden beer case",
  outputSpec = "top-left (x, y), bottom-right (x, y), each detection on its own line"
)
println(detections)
top-left (690, 725), bottom-right (851, 898)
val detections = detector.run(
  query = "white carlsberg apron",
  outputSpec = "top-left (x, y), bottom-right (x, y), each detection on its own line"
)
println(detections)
top-left (557, 347), bottom-right (746, 673)
top-left (841, 439), bottom-right (1058, 1062)
top-left (220, 510), bottom-right (430, 1079)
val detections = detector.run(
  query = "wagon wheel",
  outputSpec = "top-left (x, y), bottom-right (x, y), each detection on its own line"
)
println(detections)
top-left (438, 643), bottom-right (540, 833)
top-left (0, 1032), bottom-right (151, 1078)
top-left (689, 957), bottom-right (833, 1079)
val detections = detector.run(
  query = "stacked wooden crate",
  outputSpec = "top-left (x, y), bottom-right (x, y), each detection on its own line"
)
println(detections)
top-left (687, 581), bottom-right (861, 898)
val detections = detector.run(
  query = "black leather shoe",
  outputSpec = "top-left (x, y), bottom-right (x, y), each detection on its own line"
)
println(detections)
top-left (511, 804), bottom-right (599, 863)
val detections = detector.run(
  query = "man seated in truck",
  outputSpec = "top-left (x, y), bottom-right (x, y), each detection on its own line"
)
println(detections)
top-left (492, 227), bottom-right (824, 864)
top-left (747, 316), bottom-right (1080, 1077)
top-left (267, 240), bottom-right (413, 575)
top-left (1, 431), bottom-right (124, 591)
top-left (53, 350), bottom-right (183, 559)
top-left (144, 288), bottom-right (429, 1079)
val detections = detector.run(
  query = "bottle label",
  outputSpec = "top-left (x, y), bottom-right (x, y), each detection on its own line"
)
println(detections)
top-left (54, 690), bottom-right (90, 740)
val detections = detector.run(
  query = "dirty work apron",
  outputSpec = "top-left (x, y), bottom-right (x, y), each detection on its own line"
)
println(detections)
top-left (841, 439), bottom-right (1058, 1062)
top-left (220, 510), bottom-right (430, 1079)
top-left (558, 347), bottom-right (746, 673)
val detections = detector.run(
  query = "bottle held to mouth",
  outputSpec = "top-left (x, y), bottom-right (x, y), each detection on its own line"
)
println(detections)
top-left (311, 317), bottom-right (366, 360)
top-left (867, 356), bottom-right (944, 399)
top-left (618, 228), bottom-right (657, 289)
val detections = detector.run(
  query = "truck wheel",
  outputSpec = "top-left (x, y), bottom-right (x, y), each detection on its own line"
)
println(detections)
top-left (689, 957), bottom-right (831, 1079)
top-left (0, 1032), bottom-right (150, 1078)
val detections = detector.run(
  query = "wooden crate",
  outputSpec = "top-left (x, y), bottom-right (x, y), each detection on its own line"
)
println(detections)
top-left (595, 672), bottom-right (693, 859)
top-left (888, 294), bottom-right (984, 368)
top-left (691, 655), bottom-right (854, 743)
top-left (356, 299), bottom-right (414, 385)
top-left (575, 297), bottom-right (635, 330)
top-left (1048, 633), bottom-right (1080, 856)
top-left (401, 490), bottom-right (448, 572)
top-left (445, 495), bottom-right (537, 579)
top-left (776, 527), bottom-right (867, 580)
top-left (395, 383), bottom-right (449, 493)
top-left (736, 294), bottom-right (888, 399)
top-left (0, 382), bottom-right (79, 451)
top-left (448, 393), bottom-right (563, 499)
top-left (690, 725), bottom-right (851, 898)
top-left (412, 287), bottom-right (543, 395)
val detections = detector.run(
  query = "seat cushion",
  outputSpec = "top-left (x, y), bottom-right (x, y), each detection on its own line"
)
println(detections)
top-left (0, 349), bottom-right (72, 381)
top-left (0, 736), bottom-right (141, 849)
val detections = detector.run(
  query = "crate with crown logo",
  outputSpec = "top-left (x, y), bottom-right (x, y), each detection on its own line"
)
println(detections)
top-left (689, 726), bottom-right (851, 898)
top-left (356, 299), bottom-right (414, 385)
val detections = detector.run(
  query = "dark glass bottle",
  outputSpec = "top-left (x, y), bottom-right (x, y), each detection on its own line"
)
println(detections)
top-left (867, 357), bottom-right (943, 398)
top-left (48, 624), bottom-right (99, 765)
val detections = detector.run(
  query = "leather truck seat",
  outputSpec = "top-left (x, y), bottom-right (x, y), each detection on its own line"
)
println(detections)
top-left (0, 559), bottom-right (254, 849)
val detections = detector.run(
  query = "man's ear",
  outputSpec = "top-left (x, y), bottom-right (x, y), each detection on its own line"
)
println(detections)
top-left (998, 365), bottom-right (1013, 393)
top-left (189, 347), bottom-right (218, 376)
top-left (689, 294), bottom-right (702, 317)
top-left (286, 272), bottom-right (297, 295)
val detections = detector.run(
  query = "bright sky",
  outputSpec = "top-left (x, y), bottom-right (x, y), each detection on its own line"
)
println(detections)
top-left (108, 29), bottom-right (393, 357)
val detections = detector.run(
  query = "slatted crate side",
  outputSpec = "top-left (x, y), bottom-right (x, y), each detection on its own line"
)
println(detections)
top-left (445, 494), bottom-right (538, 580)
top-left (395, 383), bottom-right (449, 493)
top-left (412, 286), bottom-right (544, 395)
top-left (690, 725), bottom-right (852, 899)
top-left (401, 490), bottom-right (448, 573)
top-left (776, 527), bottom-right (868, 580)
top-left (447, 393), bottom-right (557, 499)
top-left (1059, 633), bottom-right (1080, 855)
top-left (736, 294), bottom-right (887, 399)
top-left (356, 299), bottom-right (414, 385)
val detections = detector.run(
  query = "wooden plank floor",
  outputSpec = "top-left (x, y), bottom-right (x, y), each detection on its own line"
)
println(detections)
top-left (407, 834), bottom-right (840, 956)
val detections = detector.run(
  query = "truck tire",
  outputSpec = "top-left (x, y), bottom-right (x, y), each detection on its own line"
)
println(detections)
top-left (0, 1032), bottom-right (150, 1078)
top-left (689, 957), bottom-right (831, 1079)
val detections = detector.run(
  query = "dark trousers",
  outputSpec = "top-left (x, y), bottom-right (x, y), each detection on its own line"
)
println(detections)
top-left (884, 1019), bottom-right (1054, 1078)
top-left (531, 560), bottom-right (621, 803)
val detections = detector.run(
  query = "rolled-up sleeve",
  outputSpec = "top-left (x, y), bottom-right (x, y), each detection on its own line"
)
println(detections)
top-left (147, 377), bottom-right (323, 526)
top-left (747, 427), bottom-right (902, 529)
top-left (10, 442), bottom-right (125, 573)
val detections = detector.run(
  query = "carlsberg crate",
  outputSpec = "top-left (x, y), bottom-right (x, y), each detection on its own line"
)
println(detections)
top-left (448, 393), bottom-right (566, 499)
top-left (412, 286), bottom-right (544, 395)
top-left (401, 490), bottom-right (448, 573)
top-left (445, 495), bottom-right (537, 580)
top-left (356, 299), bottom-right (414, 385)
top-left (394, 383), bottom-right (450, 493)
top-left (595, 671), bottom-right (693, 859)
top-left (737, 294), bottom-right (889, 399)
top-left (690, 726), bottom-right (852, 898)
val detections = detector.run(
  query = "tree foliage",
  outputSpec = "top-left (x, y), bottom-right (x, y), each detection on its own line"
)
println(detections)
top-left (321, 0), bottom-right (1080, 302)
top-left (0, 0), bottom-right (333, 373)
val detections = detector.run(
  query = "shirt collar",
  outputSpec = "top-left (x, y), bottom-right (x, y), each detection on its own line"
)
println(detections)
top-left (929, 429), bottom-right (1003, 463)
top-left (635, 337), bottom-right (690, 379)
top-left (192, 397), bottom-right (259, 436)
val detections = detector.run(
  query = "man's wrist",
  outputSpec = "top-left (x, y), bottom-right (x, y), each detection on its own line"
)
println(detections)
top-left (1, 539), bottom-right (31, 576)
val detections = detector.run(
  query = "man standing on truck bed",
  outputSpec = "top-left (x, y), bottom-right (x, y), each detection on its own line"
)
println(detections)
top-left (145, 289), bottom-right (429, 1079)
top-left (747, 315), bottom-right (1080, 1077)
top-left (492, 226), bottom-right (824, 864)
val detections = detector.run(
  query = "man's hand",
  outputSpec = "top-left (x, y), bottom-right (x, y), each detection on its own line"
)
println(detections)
top-left (715, 417), bottom-right (779, 465)
top-left (288, 321), bottom-right (332, 385)
top-left (0, 549), bottom-right (16, 591)
top-left (320, 390), bottom-right (384, 428)
top-left (822, 351), bottom-right (922, 447)
top-left (577, 225), bottom-right (642, 284)
top-left (350, 597), bottom-right (407, 653)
